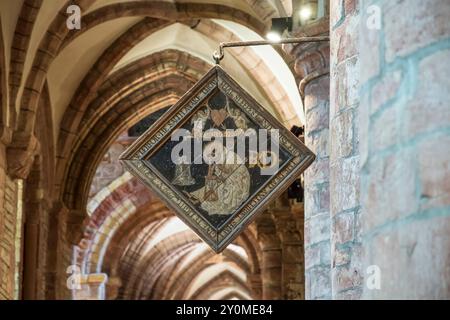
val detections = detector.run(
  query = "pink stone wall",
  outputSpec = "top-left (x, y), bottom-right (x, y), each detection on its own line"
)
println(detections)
top-left (329, 0), bottom-right (363, 299)
top-left (303, 75), bottom-right (332, 299)
top-left (359, 0), bottom-right (450, 299)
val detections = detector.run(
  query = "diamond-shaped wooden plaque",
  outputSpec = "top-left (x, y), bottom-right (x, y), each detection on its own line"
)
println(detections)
top-left (120, 65), bottom-right (315, 252)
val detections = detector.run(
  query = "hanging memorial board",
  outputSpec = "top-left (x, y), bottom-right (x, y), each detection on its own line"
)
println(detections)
top-left (120, 65), bottom-right (315, 252)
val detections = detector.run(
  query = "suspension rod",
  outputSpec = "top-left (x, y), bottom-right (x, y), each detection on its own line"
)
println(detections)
top-left (212, 36), bottom-right (330, 64)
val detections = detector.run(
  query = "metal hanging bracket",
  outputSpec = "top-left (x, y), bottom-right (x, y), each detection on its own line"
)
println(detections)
top-left (212, 36), bottom-right (330, 64)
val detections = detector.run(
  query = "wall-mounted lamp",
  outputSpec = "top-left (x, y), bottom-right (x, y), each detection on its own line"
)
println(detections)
top-left (266, 17), bottom-right (293, 41)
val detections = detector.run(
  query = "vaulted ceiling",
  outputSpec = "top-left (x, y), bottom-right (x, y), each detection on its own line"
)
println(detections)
top-left (0, 0), bottom-right (302, 300)
top-left (0, 0), bottom-right (302, 143)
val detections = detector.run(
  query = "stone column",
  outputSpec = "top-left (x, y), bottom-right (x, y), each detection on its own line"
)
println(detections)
top-left (46, 202), bottom-right (73, 300)
top-left (284, 18), bottom-right (331, 300)
top-left (246, 273), bottom-right (262, 300)
top-left (0, 140), bottom-right (16, 299)
top-left (272, 197), bottom-right (305, 299)
top-left (22, 205), bottom-right (40, 300)
top-left (329, 1), bottom-right (363, 299)
top-left (256, 212), bottom-right (282, 300)
top-left (359, 0), bottom-right (450, 299)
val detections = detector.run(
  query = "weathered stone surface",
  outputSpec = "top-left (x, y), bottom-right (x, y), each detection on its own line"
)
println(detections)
top-left (384, 0), bottom-right (450, 62)
top-left (285, 17), bottom-right (332, 299)
top-left (332, 212), bottom-right (355, 245)
top-left (329, 0), bottom-right (362, 300)
top-left (360, 0), bottom-right (450, 300)
top-left (364, 216), bottom-right (450, 299)
top-left (330, 109), bottom-right (355, 161)
top-left (371, 70), bottom-right (402, 115)
top-left (418, 135), bottom-right (450, 210)
top-left (363, 147), bottom-right (418, 230)
top-left (405, 49), bottom-right (450, 138)
top-left (306, 265), bottom-right (331, 300)
top-left (330, 156), bottom-right (360, 215)
top-left (371, 106), bottom-right (398, 152)
top-left (304, 183), bottom-right (329, 218)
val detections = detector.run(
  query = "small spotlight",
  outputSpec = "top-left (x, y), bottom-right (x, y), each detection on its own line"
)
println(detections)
top-left (299, 7), bottom-right (313, 20)
top-left (266, 31), bottom-right (281, 42)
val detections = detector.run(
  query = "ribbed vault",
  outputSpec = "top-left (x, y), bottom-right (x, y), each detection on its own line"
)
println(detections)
top-left (0, 0), bottom-right (305, 300)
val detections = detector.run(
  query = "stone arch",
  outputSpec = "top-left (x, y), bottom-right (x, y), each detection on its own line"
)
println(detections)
top-left (60, 1), bottom-right (267, 48)
top-left (13, 0), bottom-right (95, 137)
top-left (55, 17), bottom-right (299, 183)
top-left (8, 0), bottom-right (43, 128)
top-left (56, 17), bottom-right (172, 167)
top-left (99, 203), bottom-right (173, 276)
top-left (13, 0), bottom-right (267, 150)
top-left (166, 246), bottom-right (253, 300)
top-left (34, 82), bottom-right (55, 198)
top-left (188, 270), bottom-right (250, 300)
top-left (21, 82), bottom-right (56, 299)
top-left (0, 16), bottom-right (8, 129)
top-left (121, 230), bottom-right (199, 299)
top-left (59, 50), bottom-right (211, 212)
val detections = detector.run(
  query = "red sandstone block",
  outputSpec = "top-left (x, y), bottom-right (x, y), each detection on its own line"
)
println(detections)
top-left (304, 212), bottom-right (330, 245)
top-left (330, 156), bottom-right (359, 215)
top-left (304, 183), bottom-right (330, 219)
top-left (363, 148), bottom-right (418, 231)
top-left (405, 49), bottom-right (450, 138)
top-left (332, 245), bottom-right (351, 267)
top-left (305, 101), bottom-right (330, 133)
top-left (307, 265), bottom-right (332, 299)
top-left (363, 216), bottom-right (450, 299)
top-left (332, 263), bottom-right (363, 293)
top-left (332, 211), bottom-right (355, 245)
top-left (384, 0), bottom-right (450, 62)
top-left (359, 27), bottom-right (380, 83)
top-left (371, 106), bottom-right (398, 152)
top-left (330, 109), bottom-right (356, 160)
top-left (418, 135), bottom-right (450, 209)
top-left (370, 70), bottom-right (402, 115)
top-left (344, 0), bottom-right (358, 16)
top-left (305, 245), bottom-right (321, 269)
top-left (305, 157), bottom-right (330, 185)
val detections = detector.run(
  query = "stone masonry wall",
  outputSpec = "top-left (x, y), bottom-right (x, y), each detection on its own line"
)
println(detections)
top-left (360, 0), bottom-right (450, 298)
top-left (329, 0), bottom-right (363, 299)
top-left (303, 75), bottom-right (332, 299)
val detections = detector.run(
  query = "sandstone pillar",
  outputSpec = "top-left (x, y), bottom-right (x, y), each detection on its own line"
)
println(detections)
top-left (256, 212), bottom-right (282, 300)
top-left (247, 273), bottom-right (263, 300)
top-left (46, 202), bottom-right (73, 300)
top-left (284, 18), bottom-right (331, 299)
top-left (359, 0), bottom-right (450, 299)
top-left (329, 0), bottom-right (363, 299)
top-left (272, 196), bottom-right (305, 299)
